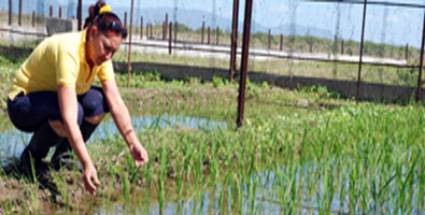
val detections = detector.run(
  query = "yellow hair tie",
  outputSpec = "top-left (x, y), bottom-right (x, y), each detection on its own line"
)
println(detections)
top-left (99, 5), bottom-right (112, 14)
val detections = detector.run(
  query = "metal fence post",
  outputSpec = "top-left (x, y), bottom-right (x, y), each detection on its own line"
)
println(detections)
top-left (280, 34), bottom-right (283, 51)
top-left (32, 11), bottom-right (35, 27)
top-left (169, 22), bottom-right (173, 55)
top-left (308, 36), bottom-right (313, 53)
top-left (163, 13), bottom-right (168, 40)
top-left (146, 23), bottom-right (150, 39)
top-left (140, 16), bottom-right (144, 40)
top-left (162, 21), bottom-right (166, 40)
top-left (216, 27), bottom-right (220, 45)
top-left (405, 44), bottom-right (409, 61)
top-left (59, 6), bottom-right (62, 18)
top-left (8, 0), bottom-right (12, 26)
top-left (18, 0), bottom-right (22, 26)
top-left (268, 29), bottom-right (272, 50)
top-left (207, 27), bottom-right (211, 44)
top-left (49, 5), bottom-right (53, 17)
top-left (77, 0), bottom-right (83, 30)
top-left (416, 10), bottom-right (425, 102)
top-left (124, 12), bottom-right (128, 29)
top-left (201, 21), bottom-right (205, 44)
top-left (229, 0), bottom-right (240, 80)
top-left (127, 0), bottom-right (135, 87)
top-left (237, 0), bottom-right (253, 128)
top-left (356, 0), bottom-right (368, 101)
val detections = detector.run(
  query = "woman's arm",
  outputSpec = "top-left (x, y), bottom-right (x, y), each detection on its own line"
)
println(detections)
top-left (101, 79), bottom-right (148, 166)
top-left (58, 85), bottom-right (100, 195)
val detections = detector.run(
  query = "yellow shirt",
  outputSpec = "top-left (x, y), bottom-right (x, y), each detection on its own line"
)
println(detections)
top-left (8, 30), bottom-right (114, 100)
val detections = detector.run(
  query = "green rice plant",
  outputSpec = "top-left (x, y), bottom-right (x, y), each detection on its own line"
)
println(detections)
top-left (25, 183), bottom-right (41, 214)
top-left (142, 153), bottom-right (154, 188)
top-left (52, 171), bottom-right (72, 211)
top-left (348, 158), bottom-right (360, 213)
top-left (317, 161), bottom-right (335, 215)
top-left (218, 172), bottom-right (233, 214)
top-left (227, 173), bottom-right (242, 214)
top-left (125, 153), bottom-right (140, 184)
top-left (208, 140), bottom-right (219, 185)
top-left (157, 146), bottom-right (168, 215)
top-left (236, 170), bottom-right (246, 215)
top-left (3, 67), bottom-right (425, 213)
top-left (243, 151), bottom-right (257, 215)
top-left (398, 152), bottom-right (419, 213)
top-left (199, 186), bottom-right (209, 215)
top-left (193, 137), bottom-right (205, 188)
top-left (278, 167), bottom-right (295, 214)
top-left (122, 172), bottom-right (130, 202)
top-left (417, 168), bottom-right (425, 212)
top-left (338, 169), bottom-right (348, 213)
top-left (216, 185), bottom-right (225, 214)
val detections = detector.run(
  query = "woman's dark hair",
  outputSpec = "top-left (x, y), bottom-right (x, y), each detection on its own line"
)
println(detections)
top-left (84, 1), bottom-right (128, 39)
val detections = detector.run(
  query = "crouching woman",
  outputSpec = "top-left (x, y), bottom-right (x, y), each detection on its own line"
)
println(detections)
top-left (6, 2), bottom-right (148, 195)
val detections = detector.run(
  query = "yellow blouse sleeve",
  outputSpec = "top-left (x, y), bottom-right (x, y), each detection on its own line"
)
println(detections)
top-left (97, 60), bottom-right (115, 82)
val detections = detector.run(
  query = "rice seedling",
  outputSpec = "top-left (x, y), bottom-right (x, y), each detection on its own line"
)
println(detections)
top-left (157, 146), bottom-right (168, 214)
top-left (1, 66), bottom-right (425, 214)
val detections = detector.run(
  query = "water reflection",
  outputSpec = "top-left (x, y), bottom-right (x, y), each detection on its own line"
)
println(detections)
top-left (93, 168), bottom-right (422, 215)
top-left (0, 115), bottom-right (227, 165)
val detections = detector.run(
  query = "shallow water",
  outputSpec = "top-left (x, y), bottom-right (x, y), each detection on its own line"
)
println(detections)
top-left (1, 115), bottom-right (423, 214)
top-left (94, 168), bottom-right (423, 215)
top-left (0, 115), bottom-right (227, 165)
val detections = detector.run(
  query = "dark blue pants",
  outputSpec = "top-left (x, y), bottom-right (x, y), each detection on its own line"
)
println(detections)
top-left (7, 86), bottom-right (109, 133)
top-left (7, 87), bottom-right (109, 169)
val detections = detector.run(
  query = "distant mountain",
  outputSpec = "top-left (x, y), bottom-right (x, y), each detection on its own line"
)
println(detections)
top-left (0, 1), bottom-right (333, 40)
top-left (111, 7), bottom-right (261, 32)
top-left (111, 6), bottom-right (333, 38)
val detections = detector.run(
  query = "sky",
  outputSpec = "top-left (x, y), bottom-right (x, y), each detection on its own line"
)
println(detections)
top-left (2, 0), bottom-right (425, 47)
top-left (88, 0), bottom-right (425, 47)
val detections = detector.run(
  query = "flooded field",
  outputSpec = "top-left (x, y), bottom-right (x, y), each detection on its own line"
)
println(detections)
top-left (0, 73), bottom-right (424, 214)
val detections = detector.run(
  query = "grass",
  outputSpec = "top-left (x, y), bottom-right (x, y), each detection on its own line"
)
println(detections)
top-left (113, 50), bottom-right (420, 87)
top-left (3, 72), bottom-right (424, 213)
top-left (3, 39), bottom-right (418, 89)
top-left (4, 34), bottom-right (413, 88)
top-left (131, 22), bottom-right (420, 64)
top-left (0, 49), bottom-right (424, 214)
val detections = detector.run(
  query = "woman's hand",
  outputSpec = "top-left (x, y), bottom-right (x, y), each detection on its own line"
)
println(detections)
top-left (83, 163), bottom-right (101, 196)
top-left (101, 79), bottom-right (149, 167)
top-left (58, 85), bottom-right (101, 196)
top-left (129, 142), bottom-right (149, 167)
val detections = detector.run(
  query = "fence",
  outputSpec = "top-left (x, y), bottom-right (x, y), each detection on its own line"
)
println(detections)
top-left (0, 0), bottom-right (424, 102)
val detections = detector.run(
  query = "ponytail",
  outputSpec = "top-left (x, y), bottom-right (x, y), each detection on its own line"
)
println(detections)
top-left (83, 0), bottom-right (106, 28)
top-left (84, 1), bottom-right (127, 39)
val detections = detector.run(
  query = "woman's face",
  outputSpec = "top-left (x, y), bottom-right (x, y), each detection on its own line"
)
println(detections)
top-left (87, 27), bottom-right (123, 66)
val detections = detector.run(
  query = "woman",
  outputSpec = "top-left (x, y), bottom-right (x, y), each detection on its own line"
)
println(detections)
top-left (6, 1), bottom-right (148, 196)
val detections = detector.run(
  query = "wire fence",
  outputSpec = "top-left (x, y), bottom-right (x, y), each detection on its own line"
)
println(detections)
top-left (0, 0), bottom-right (424, 101)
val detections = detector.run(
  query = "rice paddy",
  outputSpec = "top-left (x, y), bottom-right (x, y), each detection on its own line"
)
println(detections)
top-left (0, 54), bottom-right (424, 214)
